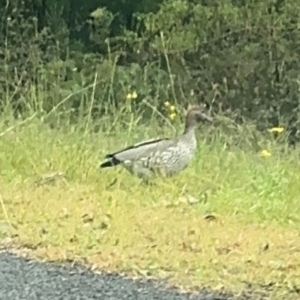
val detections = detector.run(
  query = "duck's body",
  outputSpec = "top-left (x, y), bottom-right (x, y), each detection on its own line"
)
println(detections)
top-left (100, 105), bottom-right (212, 180)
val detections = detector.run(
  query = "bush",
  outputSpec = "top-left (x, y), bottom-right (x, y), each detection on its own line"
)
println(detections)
top-left (1, 0), bottom-right (300, 143)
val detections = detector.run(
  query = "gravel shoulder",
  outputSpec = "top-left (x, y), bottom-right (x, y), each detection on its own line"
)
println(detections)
top-left (0, 251), bottom-right (252, 300)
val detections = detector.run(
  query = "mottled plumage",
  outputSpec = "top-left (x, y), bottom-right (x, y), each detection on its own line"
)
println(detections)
top-left (100, 105), bottom-right (212, 180)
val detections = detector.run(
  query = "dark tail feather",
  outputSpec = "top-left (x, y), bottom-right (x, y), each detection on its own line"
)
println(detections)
top-left (100, 156), bottom-right (122, 168)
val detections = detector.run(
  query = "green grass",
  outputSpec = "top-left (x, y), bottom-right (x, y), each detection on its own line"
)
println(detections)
top-left (0, 115), bottom-right (300, 299)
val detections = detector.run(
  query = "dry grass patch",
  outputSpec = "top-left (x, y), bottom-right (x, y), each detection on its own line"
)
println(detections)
top-left (1, 180), bottom-right (300, 297)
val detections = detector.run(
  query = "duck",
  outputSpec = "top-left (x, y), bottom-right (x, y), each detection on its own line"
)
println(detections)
top-left (100, 105), bottom-right (213, 180)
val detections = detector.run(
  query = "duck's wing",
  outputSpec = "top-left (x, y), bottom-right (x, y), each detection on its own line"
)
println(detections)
top-left (100, 137), bottom-right (175, 168)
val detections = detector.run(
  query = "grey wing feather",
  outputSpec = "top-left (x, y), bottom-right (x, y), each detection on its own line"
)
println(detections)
top-left (110, 138), bottom-right (175, 162)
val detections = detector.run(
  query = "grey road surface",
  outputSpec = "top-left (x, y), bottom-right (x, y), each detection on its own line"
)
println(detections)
top-left (0, 251), bottom-right (256, 300)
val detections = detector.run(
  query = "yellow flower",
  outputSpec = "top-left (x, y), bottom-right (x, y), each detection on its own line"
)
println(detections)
top-left (169, 113), bottom-right (176, 120)
top-left (260, 150), bottom-right (271, 158)
top-left (126, 91), bottom-right (138, 100)
top-left (131, 91), bottom-right (137, 99)
top-left (164, 101), bottom-right (170, 107)
top-left (268, 127), bottom-right (284, 134)
top-left (169, 105), bottom-right (176, 112)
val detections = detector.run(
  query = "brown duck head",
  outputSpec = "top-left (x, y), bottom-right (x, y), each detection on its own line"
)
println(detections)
top-left (184, 104), bottom-right (213, 133)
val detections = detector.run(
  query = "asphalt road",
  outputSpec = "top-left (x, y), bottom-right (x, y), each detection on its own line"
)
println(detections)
top-left (0, 251), bottom-right (255, 300)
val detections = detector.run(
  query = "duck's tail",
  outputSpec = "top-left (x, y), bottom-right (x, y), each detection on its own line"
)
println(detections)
top-left (100, 154), bottom-right (122, 168)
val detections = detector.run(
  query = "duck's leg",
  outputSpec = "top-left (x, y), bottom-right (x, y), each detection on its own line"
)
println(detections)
top-left (143, 180), bottom-right (155, 187)
top-left (138, 175), bottom-right (157, 187)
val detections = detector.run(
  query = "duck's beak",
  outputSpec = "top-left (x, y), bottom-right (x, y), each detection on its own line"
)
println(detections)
top-left (200, 112), bottom-right (213, 122)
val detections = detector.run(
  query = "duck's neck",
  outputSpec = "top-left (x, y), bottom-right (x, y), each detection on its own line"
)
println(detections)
top-left (181, 126), bottom-right (197, 149)
top-left (183, 125), bottom-right (196, 135)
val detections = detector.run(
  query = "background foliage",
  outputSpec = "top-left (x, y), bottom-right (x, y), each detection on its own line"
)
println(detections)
top-left (1, 0), bottom-right (300, 142)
